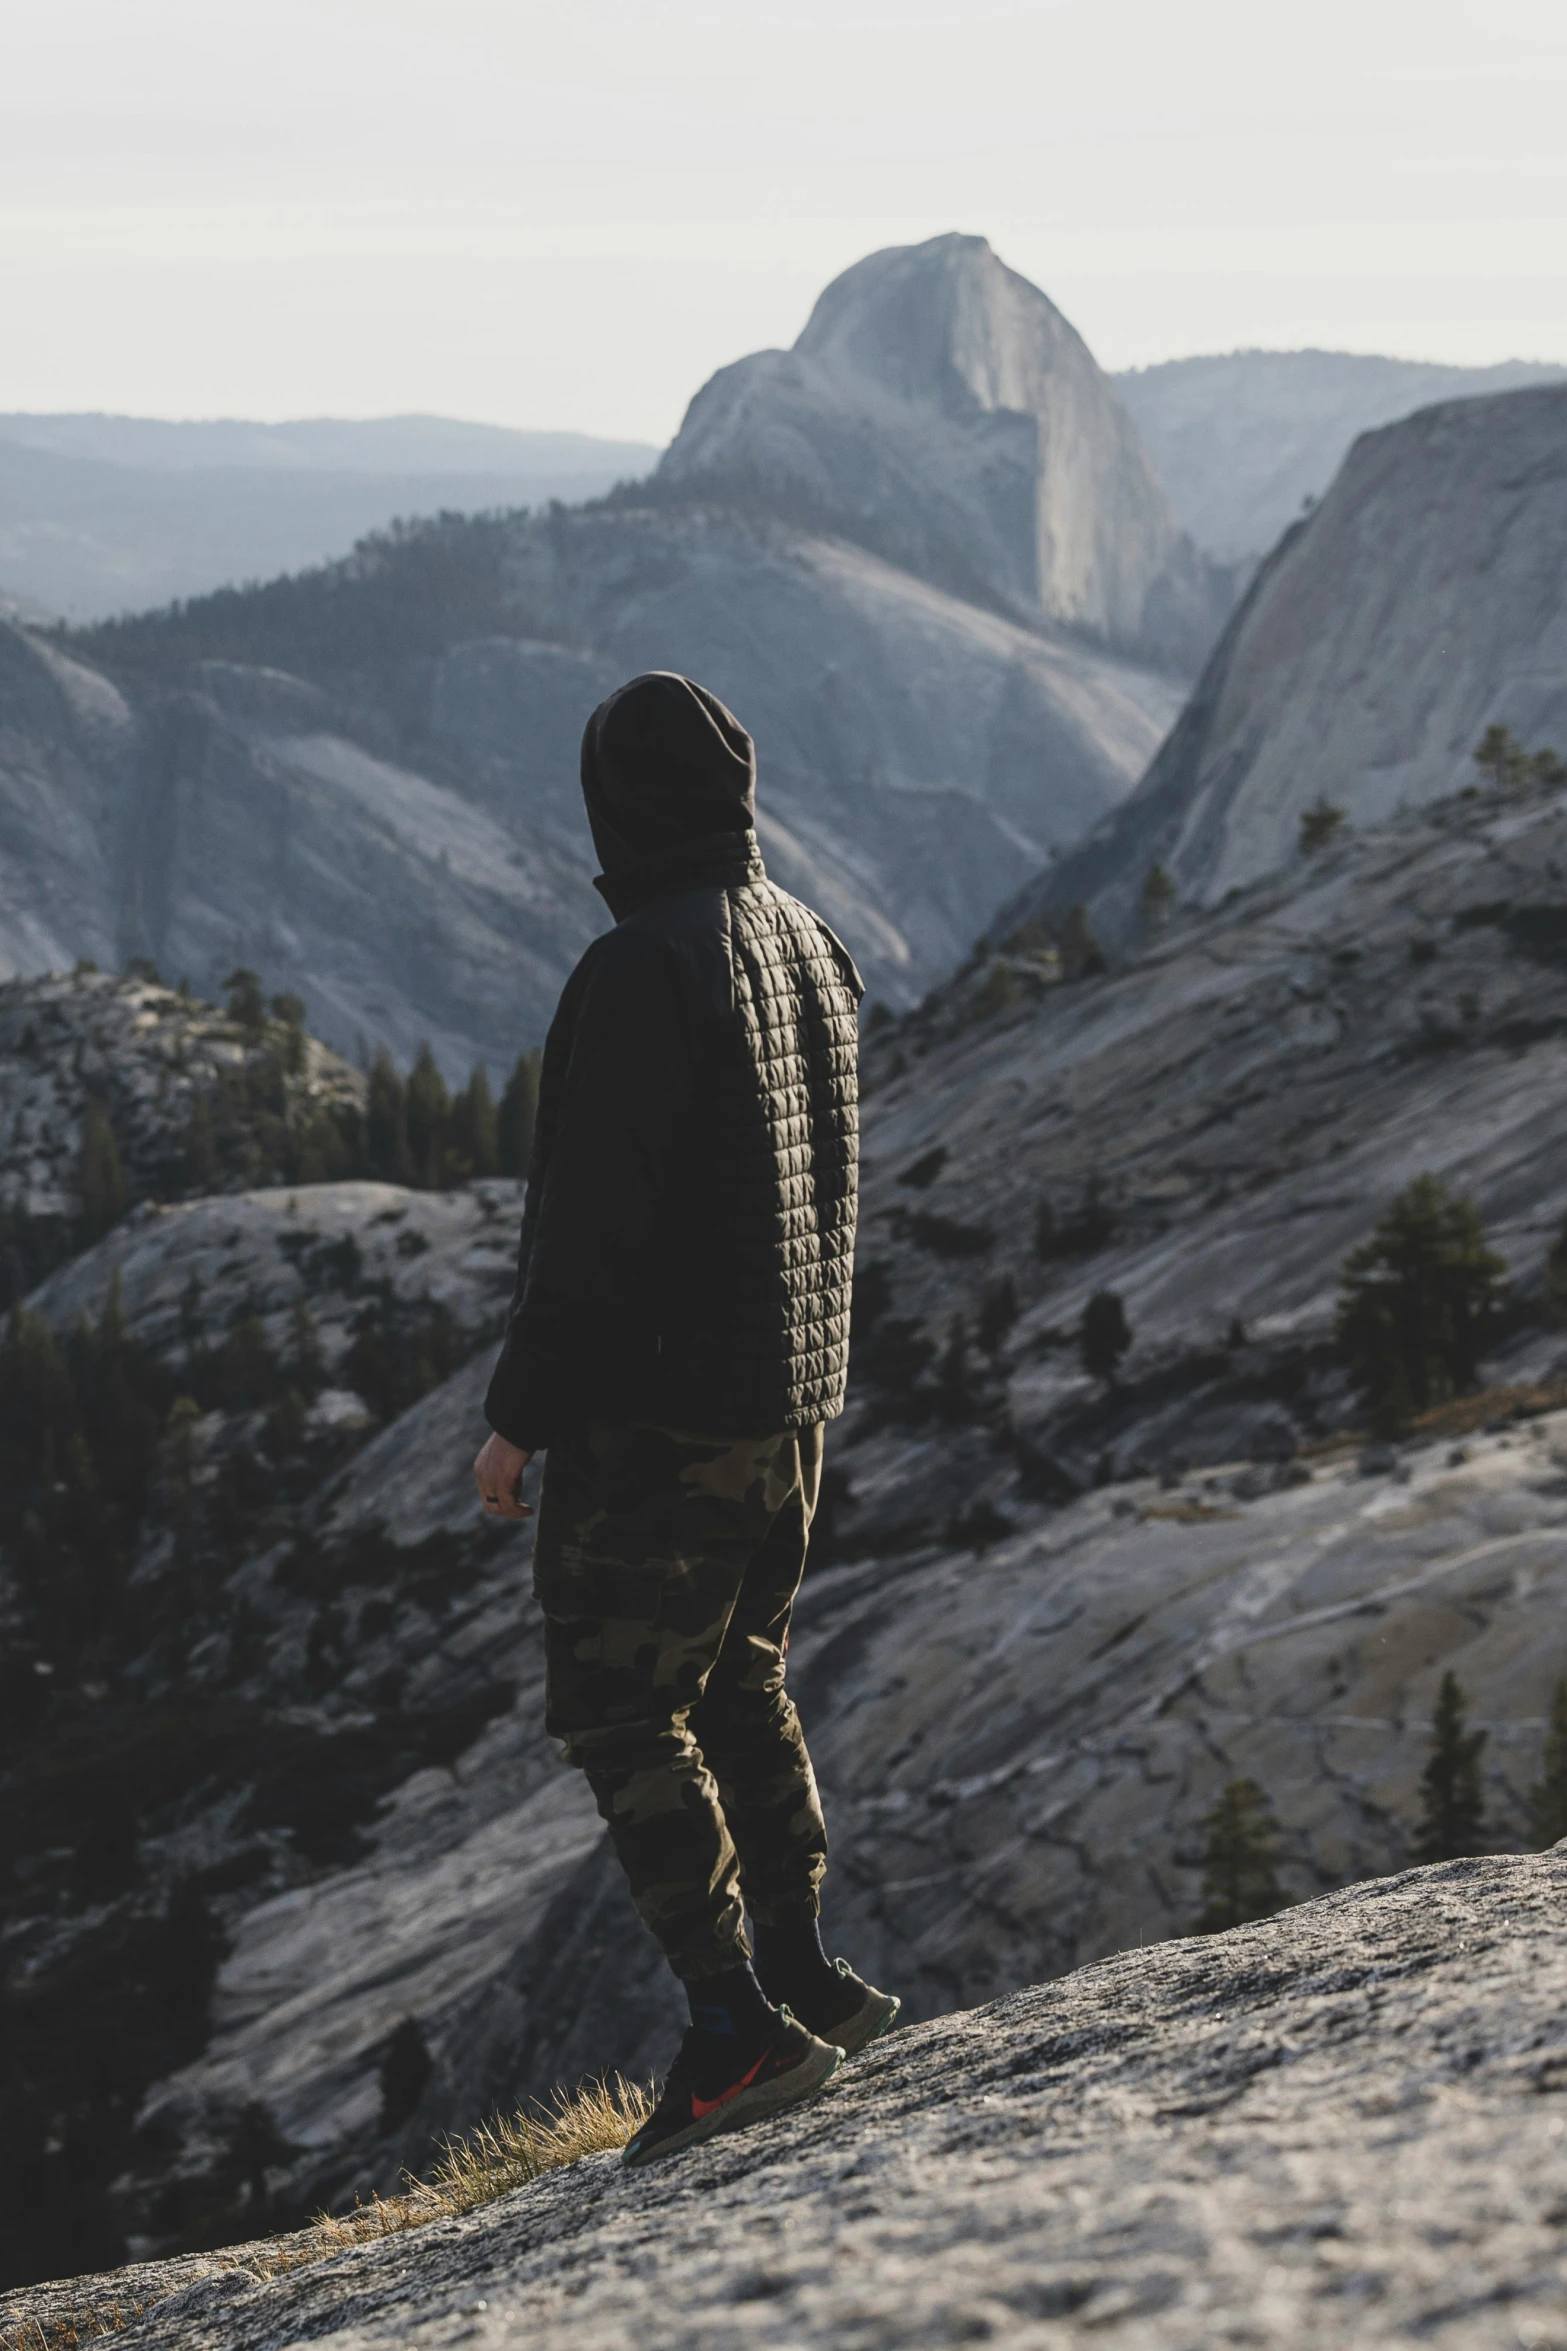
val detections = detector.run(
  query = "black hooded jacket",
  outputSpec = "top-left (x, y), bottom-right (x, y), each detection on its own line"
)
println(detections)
top-left (484, 673), bottom-right (863, 1449)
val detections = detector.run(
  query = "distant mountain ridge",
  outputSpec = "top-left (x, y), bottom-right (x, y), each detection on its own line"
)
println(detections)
top-left (0, 419), bottom-right (659, 623)
top-left (0, 413), bottom-right (657, 478)
top-left (1116, 348), bottom-right (1567, 562)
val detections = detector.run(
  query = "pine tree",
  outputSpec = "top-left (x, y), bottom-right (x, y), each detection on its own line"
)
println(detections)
top-left (405, 1044), bottom-right (451, 1187)
top-left (78, 1098), bottom-right (124, 1238)
top-left (1140, 862), bottom-right (1176, 930)
top-left (366, 1050), bottom-right (414, 1184)
top-left (287, 1297), bottom-right (324, 1395)
top-left (498, 1047), bottom-right (543, 1178)
top-left (270, 991), bottom-right (307, 1076)
top-left (1192, 1778), bottom-right (1291, 1932)
top-left (1081, 1289), bottom-right (1131, 1384)
top-left (1299, 798), bottom-right (1346, 853)
top-left (1474, 724), bottom-right (1528, 791)
top-left (184, 1091), bottom-right (219, 1191)
top-left (448, 1063), bottom-right (500, 1180)
top-left (214, 1314), bottom-right (277, 1411)
top-left (0, 1305), bottom-right (79, 1495)
top-left (1544, 1214), bottom-right (1567, 1324)
top-left (67, 1273), bottom-right (160, 1523)
top-left (1335, 1175), bottom-right (1508, 1430)
top-left (1059, 903), bottom-right (1107, 979)
top-left (1412, 1670), bottom-right (1488, 1862)
top-left (224, 967), bottom-right (267, 1034)
top-left (1529, 1679), bottom-right (1567, 1850)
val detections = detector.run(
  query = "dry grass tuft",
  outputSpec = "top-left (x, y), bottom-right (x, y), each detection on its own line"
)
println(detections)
top-left (426, 2071), bottom-right (654, 2214)
top-left (0, 2305), bottom-right (147, 2350)
top-left (0, 2073), bottom-right (654, 2348)
top-left (1295, 1380), bottom-right (1567, 1468)
top-left (276, 2072), bottom-right (654, 2264)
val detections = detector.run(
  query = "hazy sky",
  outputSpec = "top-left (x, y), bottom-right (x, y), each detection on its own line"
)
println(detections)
top-left (5, 0), bottom-right (1565, 443)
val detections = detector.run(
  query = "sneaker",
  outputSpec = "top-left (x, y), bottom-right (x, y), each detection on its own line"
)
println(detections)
top-left (786, 1957), bottom-right (901, 2057)
top-left (621, 2010), bottom-right (842, 2169)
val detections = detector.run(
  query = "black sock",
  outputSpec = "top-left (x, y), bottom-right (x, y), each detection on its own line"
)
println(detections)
top-left (751, 1909), bottom-right (838, 2010)
top-left (682, 1959), bottom-right (775, 2058)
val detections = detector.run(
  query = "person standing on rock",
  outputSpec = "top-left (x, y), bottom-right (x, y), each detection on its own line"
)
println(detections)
top-left (472, 671), bottom-right (898, 2167)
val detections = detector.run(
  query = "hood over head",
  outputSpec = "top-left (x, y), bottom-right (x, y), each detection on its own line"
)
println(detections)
top-left (580, 671), bottom-right (756, 877)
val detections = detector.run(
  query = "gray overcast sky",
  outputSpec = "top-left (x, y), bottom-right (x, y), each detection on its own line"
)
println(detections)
top-left (4, 0), bottom-right (1565, 442)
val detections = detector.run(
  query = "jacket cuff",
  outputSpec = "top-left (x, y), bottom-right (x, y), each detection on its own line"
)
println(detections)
top-left (483, 1359), bottom-right (552, 1452)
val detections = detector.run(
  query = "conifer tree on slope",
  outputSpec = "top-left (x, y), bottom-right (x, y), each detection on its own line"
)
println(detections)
top-left (1412, 1669), bottom-right (1488, 1863)
top-left (78, 1098), bottom-right (124, 1240)
top-left (1192, 1778), bottom-right (1291, 1933)
top-left (1080, 1289), bottom-right (1131, 1385)
top-left (1335, 1175), bottom-right (1507, 1432)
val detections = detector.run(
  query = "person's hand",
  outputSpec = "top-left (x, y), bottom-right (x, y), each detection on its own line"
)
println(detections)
top-left (473, 1431), bottom-right (534, 1520)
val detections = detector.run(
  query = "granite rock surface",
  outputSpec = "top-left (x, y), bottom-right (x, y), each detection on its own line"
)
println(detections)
top-left (1020, 384), bottom-right (1567, 943)
top-left (0, 966), bottom-right (363, 1265)
top-left (7, 1851), bottom-right (1567, 2350)
top-left (661, 233), bottom-right (1232, 668)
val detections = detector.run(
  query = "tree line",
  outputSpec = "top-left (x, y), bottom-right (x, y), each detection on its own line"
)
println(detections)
top-left (60, 965), bottom-right (544, 1264)
top-left (217, 967), bottom-right (544, 1193)
top-left (0, 1256), bottom-right (470, 1697)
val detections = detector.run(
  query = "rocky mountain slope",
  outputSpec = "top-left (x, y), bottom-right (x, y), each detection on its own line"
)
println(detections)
top-left (0, 966), bottom-right (364, 1293)
top-left (7, 1851), bottom-right (1566, 2350)
top-left (1115, 348), bottom-right (1567, 562)
top-left (1, 501), bottom-right (1180, 1063)
top-left (0, 418), bottom-right (657, 624)
top-left (1019, 383), bottom-right (1567, 944)
top-left (8, 764), bottom-right (1567, 2286)
top-left (660, 233), bottom-right (1233, 669)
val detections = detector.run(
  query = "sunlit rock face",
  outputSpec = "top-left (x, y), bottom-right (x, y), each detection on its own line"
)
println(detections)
top-left (0, 621), bottom-right (133, 977)
top-left (1016, 383), bottom-right (1567, 944)
top-left (661, 233), bottom-right (1233, 669)
top-left (6, 1853), bottom-right (1567, 2350)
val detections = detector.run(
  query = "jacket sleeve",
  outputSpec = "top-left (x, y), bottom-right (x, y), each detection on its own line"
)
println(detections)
top-left (483, 935), bottom-right (694, 1448)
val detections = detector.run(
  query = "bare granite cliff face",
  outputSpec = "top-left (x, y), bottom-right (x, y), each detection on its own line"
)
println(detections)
top-left (1015, 383), bottom-right (1567, 943)
top-left (660, 234), bottom-right (1233, 669)
top-left (6, 1852), bottom-right (1567, 2349)
top-left (0, 620), bottom-right (134, 975)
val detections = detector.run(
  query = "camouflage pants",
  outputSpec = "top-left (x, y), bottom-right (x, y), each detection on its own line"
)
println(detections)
top-left (532, 1421), bottom-right (828, 1981)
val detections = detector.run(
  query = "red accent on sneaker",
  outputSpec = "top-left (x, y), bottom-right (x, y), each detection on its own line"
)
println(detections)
top-left (689, 2048), bottom-right (768, 2120)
